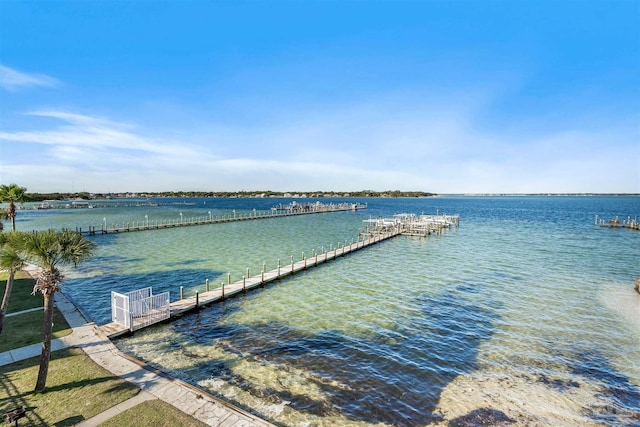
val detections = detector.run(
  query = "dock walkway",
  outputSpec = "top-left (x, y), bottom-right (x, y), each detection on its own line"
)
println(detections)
top-left (595, 215), bottom-right (640, 231)
top-left (99, 210), bottom-right (460, 338)
top-left (0, 291), bottom-right (275, 427)
top-left (100, 228), bottom-right (401, 338)
top-left (77, 202), bottom-right (366, 236)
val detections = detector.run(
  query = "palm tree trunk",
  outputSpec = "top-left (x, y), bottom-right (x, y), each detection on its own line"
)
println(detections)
top-left (0, 271), bottom-right (15, 335)
top-left (34, 292), bottom-right (55, 393)
top-left (8, 202), bottom-right (16, 232)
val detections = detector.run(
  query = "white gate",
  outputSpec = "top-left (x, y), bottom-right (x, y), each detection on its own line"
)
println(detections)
top-left (111, 291), bottom-right (130, 328)
top-left (111, 287), bottom-right (170, 331)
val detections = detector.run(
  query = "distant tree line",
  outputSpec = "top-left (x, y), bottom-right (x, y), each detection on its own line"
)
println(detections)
top-left (21, 190), bottom-right (437, 199)
top-left (20, 192), bottom-right (93, 202)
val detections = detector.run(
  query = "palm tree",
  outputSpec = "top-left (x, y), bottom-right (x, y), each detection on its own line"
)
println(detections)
top-left (0, 232), bottom-right (27, 335)
top-left (0, 209), bottom-right (7, 231)
top-left (22, 229), bottom-right (95, 393)
top-left (0, 184), bottom-right (27, 232)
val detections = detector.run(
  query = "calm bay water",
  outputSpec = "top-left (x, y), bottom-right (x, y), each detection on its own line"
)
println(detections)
top-left (13, 196), bottom-right (640, 426)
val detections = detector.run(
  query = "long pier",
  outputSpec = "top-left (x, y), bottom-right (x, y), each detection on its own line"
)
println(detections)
top-left (99, 211), bottom-right (459, 338)
top-left (76, 202), bottom-right (367, 236)
top-left (100, 228), bottom-right (401, 338)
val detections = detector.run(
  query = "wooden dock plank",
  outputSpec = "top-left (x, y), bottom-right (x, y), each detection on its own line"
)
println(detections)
top-left (79, 202), bottom-right (367, 236)
top-left (100, 322), bottom-right (131, 339)
top-left (101, 211), bottom-right (461, 337)
top-left (102, 229), bottom-right (407, 337)
top-left (161, 231), bottom-right (401, 322)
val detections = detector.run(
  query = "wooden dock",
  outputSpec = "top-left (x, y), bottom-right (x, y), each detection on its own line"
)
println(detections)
top-left (77, 202), bottom-right (367, 236)
top-left (99, 228), bottom-right (401, 338)
top-left (98, 210), bottom-right (460, 338)
top-left (595, 215), bottom-right (640, 231)
top-left (360, 213), bottom-right (460, 238)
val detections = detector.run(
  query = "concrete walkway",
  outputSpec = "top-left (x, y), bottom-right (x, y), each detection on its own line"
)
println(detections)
top-left (75, 391), bottom-right (157, 427)
top-left (5, 306), bottom-right (43, 317)
top-left (1, 291), bottom-right (275, 427)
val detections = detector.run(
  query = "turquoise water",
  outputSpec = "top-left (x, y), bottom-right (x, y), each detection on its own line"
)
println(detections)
top-left (11, 196), bottom-right (640, 426)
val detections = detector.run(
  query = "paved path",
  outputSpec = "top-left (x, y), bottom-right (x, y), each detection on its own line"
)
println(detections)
top-left (5, 306), bottom-right (43, 317)
top-left (75, 391), bottom-right (157, 427)
top-left (1, 291), bottom-right (275, 427)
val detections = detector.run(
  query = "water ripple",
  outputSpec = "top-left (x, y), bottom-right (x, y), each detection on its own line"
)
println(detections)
top-left (38, 196), bottom-right (640, 426)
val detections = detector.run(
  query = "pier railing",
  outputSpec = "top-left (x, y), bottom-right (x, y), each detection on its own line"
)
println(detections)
top-left (111, 287), bottom-right (170, 331)
top-left (360, 213), bottom-right (459, 238)
top-left (594, 215), bottom-right (639, 231)
top-left (100, 228), bottom-right (400, 337)
top-left (99, 209), bottom-right (459, 338)
top-left (76, 202), bottom-right (367, 236)
top-left (170, 229), bottom-right (402, 315)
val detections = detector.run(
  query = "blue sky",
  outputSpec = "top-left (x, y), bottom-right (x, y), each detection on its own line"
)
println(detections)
top-left (1, 1), bottom-right (638, 194)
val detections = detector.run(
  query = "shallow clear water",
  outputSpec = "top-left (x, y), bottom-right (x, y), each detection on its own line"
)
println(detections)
top-left (12, 196), bottom-right (640, 426)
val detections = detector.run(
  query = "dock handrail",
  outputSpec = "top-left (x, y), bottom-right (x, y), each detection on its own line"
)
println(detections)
top-left (75, 202), bottom-right (367, 236)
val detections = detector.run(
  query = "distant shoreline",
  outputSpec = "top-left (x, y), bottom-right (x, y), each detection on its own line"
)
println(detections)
top-left (8, 191), bottom-right (640, 204)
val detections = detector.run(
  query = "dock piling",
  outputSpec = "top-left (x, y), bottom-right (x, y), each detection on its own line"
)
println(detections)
top-left (101, 213), bottom-right (462, 337)
top-left (98, 210), bottom-right (467, 339)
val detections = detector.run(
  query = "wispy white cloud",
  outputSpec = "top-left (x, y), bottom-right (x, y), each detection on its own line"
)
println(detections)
top-left (197, 97), bottom-right (639, 193)
top-left (0, 111), bottom-right (199, 157)
top-left (0, 65), bottom-right (60, 91)
top-left (0, 99), bottom-right (637, 193)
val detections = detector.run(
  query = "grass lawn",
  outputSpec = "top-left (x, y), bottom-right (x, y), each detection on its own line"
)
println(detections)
top-left (1, 275), bottom-right (72, 353)
top-left (0, 347), bottom-right (140, 426)
top-left (0, 309), bottom-right (72, 353)
top-left (1, 270), bottom-right (212, 426)
top-left (99, 399), bottom-right (208, 427)
top-left (0, 274), bottom-right (43, 313)
top-left (0, 270), bottom-right (31, 282)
